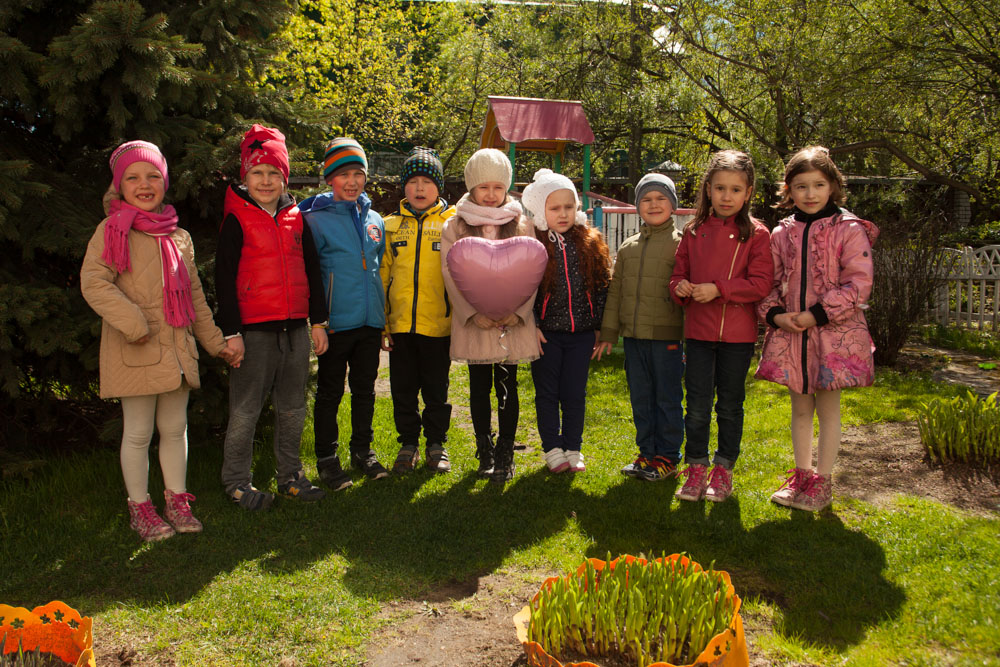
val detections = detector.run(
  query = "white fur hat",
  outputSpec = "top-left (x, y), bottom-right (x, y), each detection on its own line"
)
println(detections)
top-left (520, 168), bottom-right (587, 231)
top-left (464, 148), bottom-right (513, 191)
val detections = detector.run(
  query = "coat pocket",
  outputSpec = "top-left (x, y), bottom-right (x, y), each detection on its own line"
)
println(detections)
top-left (122, 321), bottom-right (162, 367)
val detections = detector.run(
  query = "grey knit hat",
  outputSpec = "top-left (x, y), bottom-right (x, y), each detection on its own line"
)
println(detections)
top-left (634, 173), bottom-right (678, 210)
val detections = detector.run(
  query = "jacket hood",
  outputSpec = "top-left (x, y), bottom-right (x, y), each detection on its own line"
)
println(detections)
top-left (399, 197), bottom-right (448, 218)
top-left (299, 190), bottom-right (371, 214)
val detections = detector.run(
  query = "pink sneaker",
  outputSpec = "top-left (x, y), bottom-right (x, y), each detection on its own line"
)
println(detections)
top-left (565, 450), bottom-right (586, 473)
top-left (770, 468), bottom-right (813, 507)
top-left (675, 464), bottom-right (709, 501)
top-left (164, 489), bottom-right (203, 533)
top-left (704, 465), bottom-right (733, 502)
top-left (543, 448), bottom-right (570, 473)
top-left (791, 472), bottom-right (832, 512)
top-left (128, 496), bottom-right (175, 542)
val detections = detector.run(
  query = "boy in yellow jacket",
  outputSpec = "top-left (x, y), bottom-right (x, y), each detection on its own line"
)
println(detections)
top-left (381, 147), bottom-right (455, 473)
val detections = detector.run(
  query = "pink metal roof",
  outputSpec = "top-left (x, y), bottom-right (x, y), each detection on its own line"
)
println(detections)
top-left (483, 96), bottom-right (595, 147)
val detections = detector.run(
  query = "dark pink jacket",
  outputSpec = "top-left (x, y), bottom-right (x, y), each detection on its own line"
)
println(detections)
top-left (755, 209), bottom-right (879, 393)
top-left (669, 215), bottom-right (773, 343)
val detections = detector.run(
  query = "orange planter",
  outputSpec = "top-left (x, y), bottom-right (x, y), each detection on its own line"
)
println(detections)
top-left (0, 601), bottom-right (94, 667)
top-left (513, 554), bottom-right (748, 667)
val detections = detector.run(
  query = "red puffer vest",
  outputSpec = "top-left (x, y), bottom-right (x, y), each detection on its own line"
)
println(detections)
top-left (224, 185), bottom-right (309, 325)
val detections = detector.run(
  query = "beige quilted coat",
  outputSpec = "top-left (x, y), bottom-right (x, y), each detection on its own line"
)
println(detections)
top-left (80, 210), bottom-right (226, 399)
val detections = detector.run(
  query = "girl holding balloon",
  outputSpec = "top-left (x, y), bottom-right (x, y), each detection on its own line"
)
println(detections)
top-left (440, 148), bottom-right (543, 484)
top-left (522, 169), bottom-right (611, 474)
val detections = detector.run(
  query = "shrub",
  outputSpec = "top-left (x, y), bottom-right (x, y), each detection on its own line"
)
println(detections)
top-left (917, 390), bottom-right (1000, 464)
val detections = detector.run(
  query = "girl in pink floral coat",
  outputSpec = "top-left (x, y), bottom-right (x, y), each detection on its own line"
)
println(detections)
top-left (755, 146), bottom-right (879, 512)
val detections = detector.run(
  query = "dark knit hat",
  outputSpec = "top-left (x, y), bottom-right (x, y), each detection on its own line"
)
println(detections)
top-left (110, 141), bottom-right (168, 191)
top-left (322, 137), bottom-right (368, 181)
top-left (400, 147), bottom-right (444, 192)
top-left (240, 124), bottom-right (290, 182)
top-left (634, 172), bottom-right (678, 210)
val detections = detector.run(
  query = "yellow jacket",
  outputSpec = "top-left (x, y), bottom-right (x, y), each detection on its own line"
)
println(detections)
top-left (381, 198), bottom-right (454, 337)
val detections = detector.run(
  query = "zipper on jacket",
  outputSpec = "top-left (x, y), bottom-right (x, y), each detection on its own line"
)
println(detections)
top-left (353, 205), bottom-right (370, 325)
top-left (410, 214), bottom-right (423, 334)
top-left (541, 293), bottom-right (551, 320)
top-left (717, 238), bottom-right (742, 341)
top-left (273, 208), bottom-right (292, 320)
top-left (326, 271), bottom-right (335, 326)
top-left (386, 276), bottom-right (393, 317)
top-left (799, 222), bottom-right (812, 393)
top-left (561, 242), bottom-right (576, 332)
top-left (587, 291), bottom-right (594, 317)
top-left (633, 233), bottom-right (650, 333)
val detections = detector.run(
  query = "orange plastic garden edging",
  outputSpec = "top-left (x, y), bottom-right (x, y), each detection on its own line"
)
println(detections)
top-left (513, 554), bottom-right (749, 667)
top-left (0, 600), bottom-right (95, 667)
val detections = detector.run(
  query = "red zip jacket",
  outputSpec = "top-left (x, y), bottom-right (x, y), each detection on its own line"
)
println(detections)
top-left (669, 214), bottom-right (773, 343)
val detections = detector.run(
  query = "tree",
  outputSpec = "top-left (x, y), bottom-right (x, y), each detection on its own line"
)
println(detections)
top-left (0, 0), bottom-right (319, 449)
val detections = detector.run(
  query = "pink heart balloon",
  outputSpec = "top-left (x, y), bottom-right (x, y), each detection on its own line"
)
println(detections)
top-left (447, 236), bottom-right (548, 321)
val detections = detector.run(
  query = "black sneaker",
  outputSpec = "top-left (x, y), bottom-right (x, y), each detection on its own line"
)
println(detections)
top-left (277, 471), bottom-right (327, 502)
top-left (351, 451), bottom-right (389, 480)
top-left (426, 444), bottom-right (451, 473)
top-left (392, 445), bottom-right (420, 474)
top-left (317, 455), bottom-right (353, 491)
top-left (230, 484), bottom-right (274, 511)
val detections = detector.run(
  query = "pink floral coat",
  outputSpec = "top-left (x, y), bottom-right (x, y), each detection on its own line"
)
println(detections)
top-left (755, 210), bottom-right (879, 393)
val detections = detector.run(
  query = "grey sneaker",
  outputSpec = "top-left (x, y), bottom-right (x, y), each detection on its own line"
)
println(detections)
top-left (230, 484), bottom-right (274, 511)
top-left (278, 471), bottom-right (327, 502)
top-left (426, 444), bottom-right (451, 473)
top-left (317, 455), bottom-right (353, 491)
top-left (351, 450), bottom-right (389, 480)
top-left (392, 445), bottom-right (420, 474)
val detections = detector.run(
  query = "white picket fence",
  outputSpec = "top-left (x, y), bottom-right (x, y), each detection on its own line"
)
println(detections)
top-left (590, 194), bottom-right (695, 254)
top-left (934, 245), bottom-right (1000, 332)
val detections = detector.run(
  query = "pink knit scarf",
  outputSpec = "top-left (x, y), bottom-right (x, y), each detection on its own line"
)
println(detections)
top-left (455, 195), bottom-right (522, 227)
top-left (102, 200), bottom-right (195, 328)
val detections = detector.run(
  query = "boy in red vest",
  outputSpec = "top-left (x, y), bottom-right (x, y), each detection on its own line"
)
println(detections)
top-left (216, 125), bottom-right (329, 510)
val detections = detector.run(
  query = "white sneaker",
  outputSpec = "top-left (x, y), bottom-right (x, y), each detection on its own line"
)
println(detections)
top-left (543, 447), bottom-right (570, 473)
top-left (565, 450), bottom-right (586, 472)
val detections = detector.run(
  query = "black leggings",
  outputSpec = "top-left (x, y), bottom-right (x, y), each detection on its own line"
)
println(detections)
top-left (468, 363), bottom-right (519, 440)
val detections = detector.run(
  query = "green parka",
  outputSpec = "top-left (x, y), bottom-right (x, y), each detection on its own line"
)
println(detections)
top-left (599, 222), bottom-right (685, 343)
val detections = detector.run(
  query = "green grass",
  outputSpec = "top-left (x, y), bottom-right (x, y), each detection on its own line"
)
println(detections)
top-left (1, 352), bottom-right (998, 665)
top-left (919, 323), bottom-right (1000, 359)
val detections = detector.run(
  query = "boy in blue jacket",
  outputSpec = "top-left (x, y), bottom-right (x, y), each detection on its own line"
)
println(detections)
top-left (301, 138), bottom-right (388, 488)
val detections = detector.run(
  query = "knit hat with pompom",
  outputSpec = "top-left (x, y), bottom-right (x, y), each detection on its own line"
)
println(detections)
top-left (520, 168), bottom-right (587, 231)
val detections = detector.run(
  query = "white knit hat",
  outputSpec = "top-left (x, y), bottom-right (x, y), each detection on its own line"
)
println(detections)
top-left (464, 148), bottom-right (512, 191)
top-left (521, 168), bottom-right (587, 230)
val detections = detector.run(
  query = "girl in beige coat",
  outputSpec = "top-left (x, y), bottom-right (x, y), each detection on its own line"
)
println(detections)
top-left (80, 141), bottom-right (234, 542)
top-left (441, 149), bottom-right (539, 484)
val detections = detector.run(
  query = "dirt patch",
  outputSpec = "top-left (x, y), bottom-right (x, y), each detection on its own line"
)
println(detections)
top-left (837, 421), bottom-right (1000, 514)
top-left (901, 343), bottom-right (1000, 397)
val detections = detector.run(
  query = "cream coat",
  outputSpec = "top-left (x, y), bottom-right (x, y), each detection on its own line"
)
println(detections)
top-left (440, 211), bottom-right (540, 365)
top-left (81, 214), bottom-right (226, 398)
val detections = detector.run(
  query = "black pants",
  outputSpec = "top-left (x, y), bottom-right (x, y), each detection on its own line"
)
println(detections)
top-left (389, 333), bottom-right (452, 447)
top-left (531, 330), bottom-right (594, 452)
top-left (468, 363), bottom-right (518, 440)
top-left (314, 326), bottom-right (381, 458)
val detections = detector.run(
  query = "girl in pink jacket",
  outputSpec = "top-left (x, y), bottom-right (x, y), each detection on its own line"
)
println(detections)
top-left (669, 150), bottom-right (773, 503)
top-left (756, 146), bottom-right (879, 512)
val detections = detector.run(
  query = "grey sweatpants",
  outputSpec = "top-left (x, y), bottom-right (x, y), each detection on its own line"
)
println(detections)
top-left (221, 327), bottom-right (309, 495)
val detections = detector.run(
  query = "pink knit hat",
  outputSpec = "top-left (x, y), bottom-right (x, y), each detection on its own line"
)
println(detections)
top-left (110, 141), bottom-right (169, 191)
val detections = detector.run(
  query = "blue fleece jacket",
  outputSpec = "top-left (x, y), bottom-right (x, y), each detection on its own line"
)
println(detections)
top-left (300, 191), bottom-right (385, 332)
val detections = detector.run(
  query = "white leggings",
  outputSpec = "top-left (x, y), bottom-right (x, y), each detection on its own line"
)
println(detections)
top-left (790, 389), bottom-right (841, 476)
top-left (120, 383), bottom-right (190, 502)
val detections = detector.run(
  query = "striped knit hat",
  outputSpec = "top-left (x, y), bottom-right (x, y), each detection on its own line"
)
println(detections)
top-left (400, 147), bottom-right (444, 192)
top-left (110, 141), bottom-right (168, 191)
top-left (322, 137), bottom-right (368, 181)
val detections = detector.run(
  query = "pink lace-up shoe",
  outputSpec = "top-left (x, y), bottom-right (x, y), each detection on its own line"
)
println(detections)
top-left (128, 496), bottom-right (175, 542)
top-left (770, 467), bottom-right (814, 507)
top-left (791, 472), bottom-right (833, 512)
top-left (164, 489), bottom-right (203, 533)
top-left (675, 464), bottom-right (709, 501)
top-left (704, 465), bottom-right (734, 502)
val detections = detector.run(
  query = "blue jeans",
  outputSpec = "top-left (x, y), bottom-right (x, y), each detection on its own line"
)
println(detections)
top-left (683, 339), bottom-right (755, 469)
top-left (623, 337), bottom-right (684, 461)
top-left (531, 330), bottom-right (595, 452)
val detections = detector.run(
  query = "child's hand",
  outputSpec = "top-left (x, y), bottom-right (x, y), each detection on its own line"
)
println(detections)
top-left (472, 313), bottom-right (497, 329)
top-left (536, 329), bottom-right (547, 355)
top-left (223, 336), bottom-right (244, 368)
top-left (381, 331), bottom-right (394, 351)
top-left (497, 313), bottom-right (520, 328)
top-left (593, 340), bottom-right (612, 360)
top-left (792, 311), bottom-right (817, 329)
top-left (774, 312), bottom-right (806, 333)
top-left (312, 327), bottom-right (329, 355)
top-left (674, 279), bottom-right (694, 298)
top-left (690, 282), bottom-right (721, 303)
